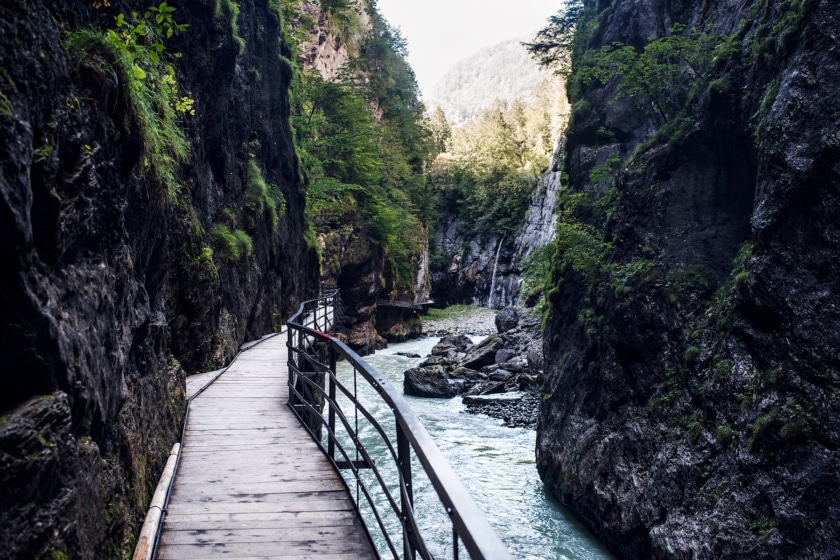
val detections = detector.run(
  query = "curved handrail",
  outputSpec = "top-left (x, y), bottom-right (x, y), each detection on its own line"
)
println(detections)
top-left (286, 290), bottom-right (511, 560)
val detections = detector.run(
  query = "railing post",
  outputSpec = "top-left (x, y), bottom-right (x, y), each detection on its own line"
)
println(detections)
top-left (327, 345), bottom-right (337, 461)
top-left (397, 423), bottom-right (415, 559)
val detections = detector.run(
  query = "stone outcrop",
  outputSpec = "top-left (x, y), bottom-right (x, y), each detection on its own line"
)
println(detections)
top-left (538, 1), bottom-right (840, 558)
top-left (403, 307), bottom-right (544, 427)
top-left (431, 153), bottom-right (564, 309)
top-left (403, 365), bottom-right (456, 398)
top-left (0, 0), bottom-right (317, 557)
top-left (301, 1), bottom-right (430, 354)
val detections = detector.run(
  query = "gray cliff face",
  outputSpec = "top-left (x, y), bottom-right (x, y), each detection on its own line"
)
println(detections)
top-left (0, 0), bottom-right (317, 557)
top-left (538, 0), bottom-right (840, 558)
top-left (431, 153), bottom-right (563, 309)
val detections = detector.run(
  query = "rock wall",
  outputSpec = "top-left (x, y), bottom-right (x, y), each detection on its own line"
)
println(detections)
top-left (538, 0), bottom-right (840, 558)
top-left (296, 0), bottom-right (370, 81)
top-left (0, 0), bottom-right (318, 557)
top-left (320, 225), bottom-right (429, 354)
top-left (299, 1), bottom-right (429, 353)
top-left (431, 151), bottom-right (563, 309)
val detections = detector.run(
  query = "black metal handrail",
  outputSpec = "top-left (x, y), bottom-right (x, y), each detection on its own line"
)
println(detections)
top-left (286, 289), bottom-right (511, 560)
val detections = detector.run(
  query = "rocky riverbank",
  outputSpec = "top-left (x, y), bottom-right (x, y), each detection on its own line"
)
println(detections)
top-left (420, 306), bottom-right (499, 337)
top-left (410, 306), bottom-right (543, 428)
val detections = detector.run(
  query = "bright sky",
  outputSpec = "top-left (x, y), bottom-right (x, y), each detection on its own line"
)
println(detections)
top-left (375, 0), bottom-right (564, 99)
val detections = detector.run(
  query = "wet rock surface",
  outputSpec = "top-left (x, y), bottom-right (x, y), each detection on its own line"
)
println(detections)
top-left (537, 1), bottom-right (840, 558)
top-left (0, 0), bottom-right (317, 556)
top-left (405, 305), bottom-right (544, 428)
top-left (464, 393), bottom-right (540, 429)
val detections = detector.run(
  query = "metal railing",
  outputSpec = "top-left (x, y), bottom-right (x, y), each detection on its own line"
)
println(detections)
top-left (286, 289), bottom-right (511, 560)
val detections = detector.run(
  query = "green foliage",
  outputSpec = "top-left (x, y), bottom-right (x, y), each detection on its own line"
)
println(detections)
top-left (432, 94), bottom-right (562, 236)
top-left (577, 24), bottom-right (735, 122)
top-left (45, 546), bottom-right (69, 560)
top-left (521, 241), bottom-right (558, 301)
top-left (245, 160), bottom-right (285, 228)
top-left (588, 153), bottom-right (622, 184)
top-left (748, 406), bottom-right (779, 451)
top-left (524, 0), bottom-right (583, 74)
top-left (286, 7), bottom-right (433, 289)
top-left (684, 346), bottom-right (700, 362)
top-left (555, 220), bottom-right (609, 282)
top-left (714, 424), bottom-right (734, 446)
top-left (211, 224), bottom-right (253, 261)
top-left (428, 106), bottom-right (451, 154)
top-left (65, 3), bottom-right (192, 196)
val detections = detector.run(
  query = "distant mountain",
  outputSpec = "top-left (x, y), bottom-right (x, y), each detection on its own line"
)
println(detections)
top-left (426, 38), bottom-right (554, 126)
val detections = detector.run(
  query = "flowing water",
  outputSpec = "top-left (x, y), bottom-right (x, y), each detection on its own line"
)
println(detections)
top-left (487, 235), bottom-right (505, 308)
top-left (333, 336), bottom-right (614, 560)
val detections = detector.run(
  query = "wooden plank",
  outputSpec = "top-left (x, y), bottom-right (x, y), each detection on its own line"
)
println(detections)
top-left (159, 525), bottom-right (364, 545)
top-left (170, 480), bottom-right (346, 496)
top-left (158, 550), bottom-right (370, 560)
top-left (158, 335), bottom-right (373, 559)
top-left (168, 489), bottom-right (353, 505)
top-left (168, 472), bottom-right (342, 484)
top-left (157, 538), bottom-right (371, 558)
top-left (176, 444), bottom-right (319, 453)
top-left (165, 500), bottom-right (356, 515)
top-left (162, 510), bottom-right (360, 525)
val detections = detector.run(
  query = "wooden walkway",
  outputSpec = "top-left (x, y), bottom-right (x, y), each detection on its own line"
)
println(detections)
top-left (157, 334), bottom-right (374, 559)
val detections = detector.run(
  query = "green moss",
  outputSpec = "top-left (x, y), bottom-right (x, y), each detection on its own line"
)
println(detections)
top-left (211, 224), bottom-right (252, 261)
top-left (0, 416), bottom-right (8, 426)
top-left (780, 398), bottom-right (808, 441)
top-left (245, 160), bottom-right (285, 228)
top-left (709, 77), bottom-right (732, 94)
top-left (748, 406), bottom-right (779, 451)
top-left (714, 424), bottom-right (734, 446)
top-left (217, 0), bottom-right (244, 54)
top-left (0, 90), bottom-right (12, 118)
top-left (44, 546), bottom-right (68, 560)
top-left (684, 346), bottom-right (701, 362)
top-left (65, 7), bottom-right (192, 197)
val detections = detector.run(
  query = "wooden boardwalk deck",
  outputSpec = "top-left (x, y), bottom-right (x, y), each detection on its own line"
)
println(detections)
top-left (157, 334), bottom-right (374, 559)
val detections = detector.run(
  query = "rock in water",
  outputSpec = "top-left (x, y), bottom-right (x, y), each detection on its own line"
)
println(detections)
top-left (403, 366), bottom-right (455, 398)
top-left (460, 335), bottom-right (504, 370)
top-left (431, 334), bottom-right (474, 355)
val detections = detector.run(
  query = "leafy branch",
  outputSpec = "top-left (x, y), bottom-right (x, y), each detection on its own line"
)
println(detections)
top-left (66, 2), bottom-right (194, 195)
top-left (577, 24), bottom-right (736, 122)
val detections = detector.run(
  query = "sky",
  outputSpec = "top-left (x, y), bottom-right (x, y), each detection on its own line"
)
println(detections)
top-left (375, 0), bottom-right (564, 99)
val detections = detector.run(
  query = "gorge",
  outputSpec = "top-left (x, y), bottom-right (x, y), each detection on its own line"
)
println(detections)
top-left (2, 0), bottom-right (840, 558)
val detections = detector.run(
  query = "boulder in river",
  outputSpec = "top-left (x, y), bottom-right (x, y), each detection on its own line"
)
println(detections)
top-left (494, 306), bottom-right (520, 333)
top-left (403, 365), bottom-right (455, 398)
top-left (431, 334), bottom-right (473, 356)
top-left (460, 335), bottom-right (504, 370)
top-left (462, 391), bottom-right (524, 405)
top-left (418, 355), bottom-right (447, 367)
top-left (463, 381), bottom-right (507, 397)
top-left (498, 358), bottom-right (527, 373)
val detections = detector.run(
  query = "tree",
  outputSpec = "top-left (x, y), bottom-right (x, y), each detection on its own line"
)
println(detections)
top-left (577, 24), bottom-right (735, 122)
top-left (428, 106), bottom-right (451, 154)
top-left (523, 0), bottom-right (583, 74)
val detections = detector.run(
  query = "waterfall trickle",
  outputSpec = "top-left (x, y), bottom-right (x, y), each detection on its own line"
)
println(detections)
top-left (487, 235), bottom-right (505, 308)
